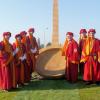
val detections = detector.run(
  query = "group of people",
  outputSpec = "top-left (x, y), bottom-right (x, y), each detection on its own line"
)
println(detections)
top-left (0, 28), bottom-right (39, 91)
top-left (62, 28), bottom-right (100, 85)
top-left (0, 27), bottom-right (100, 92)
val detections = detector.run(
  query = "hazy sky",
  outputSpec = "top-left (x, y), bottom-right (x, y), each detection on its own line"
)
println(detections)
top-left (0, 0), bottom-right (100, 45)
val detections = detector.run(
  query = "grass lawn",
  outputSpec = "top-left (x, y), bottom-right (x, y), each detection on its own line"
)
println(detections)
top-left (0, 78), bottom-right (100, 100)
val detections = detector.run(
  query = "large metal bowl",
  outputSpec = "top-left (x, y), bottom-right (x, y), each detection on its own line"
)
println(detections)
top-left (35, 45), bottom-right (66, 78)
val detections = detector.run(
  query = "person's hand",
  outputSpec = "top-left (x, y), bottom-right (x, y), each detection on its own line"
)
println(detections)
top-left (2, 63), bottom-right (6, 67)
top-left (15, 48), bottom-right (19, 53)
top-left (22, 54), bottom-right (26, 60)
top-left (31, 48), bottom-right (37, 53)
top-left (98, 59), bottom-right (100, 63)
top-left (13, 48), bottom-right (19, 56)
top-left (19, 54), bottom-right (26, 61)
top-left (19, 56), bottom-right (23, 61)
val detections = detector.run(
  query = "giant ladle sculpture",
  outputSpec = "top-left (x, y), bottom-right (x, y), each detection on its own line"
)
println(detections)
top-left (35, 0), bottom-right (66, 78)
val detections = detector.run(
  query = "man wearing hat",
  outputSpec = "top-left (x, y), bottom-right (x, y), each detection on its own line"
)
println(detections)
top-left (0, 42), bottom-right (3, 89)
top-left (64, 32), bottom-right (80, 83)
top-left (20, 31), bottom-right (31, 83)
top-left (79, 29), bottom-right (87, 76)
top-left (13, 34), bottom-right (27, 86)
top-left (27, 28), bottom-right (39, 76)
top-left (97, 39), bottom-right (100, 85)
top-left (0, 32), bottom-right (14, 91)
top-left (80, 29), bottom-right (100, 85)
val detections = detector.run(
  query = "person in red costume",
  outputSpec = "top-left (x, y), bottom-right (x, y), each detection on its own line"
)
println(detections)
top-left (97, 39), bottom-right (100, 85)
top-left (27, 28), bottom-right (39, 75)
top-left (13, 34), bottom-right (27, 86)
top-left (0, 32), bottom-right (16, 91)
top-left (64, 32), bottom-right (80, 83)
top-left (20, 31), bottom-right (31, 83)
top-left (79, 29), bottom-right (87, 76)
top-left (80, 29), bottom-right (100, 85)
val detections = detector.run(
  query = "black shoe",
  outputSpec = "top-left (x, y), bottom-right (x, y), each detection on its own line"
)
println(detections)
top-left (96, 81), bottom-right (100, 85)
top-left (85, 81), bottom-right (92, 85)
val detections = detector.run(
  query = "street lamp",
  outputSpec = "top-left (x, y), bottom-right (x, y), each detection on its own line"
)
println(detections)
top-left (44, 27), bottom-right (48, 47)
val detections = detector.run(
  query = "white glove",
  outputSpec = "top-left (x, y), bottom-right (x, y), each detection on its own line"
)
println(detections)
top-left (15, 48), bottom-right (19, 53)
top-left (13, 52), bottom-right (16, 56)
top-left (22, 54), bottom-right (26, 60)
top-left (13, 48), bottom-right (19, 56)
top-left (19, 54), bottom-right (26, 61)
top-left (31, 48), bottom-right (37, 53)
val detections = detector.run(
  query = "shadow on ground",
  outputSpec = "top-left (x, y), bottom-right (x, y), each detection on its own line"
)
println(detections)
top-left (12, 78), bottom-right (100, 92)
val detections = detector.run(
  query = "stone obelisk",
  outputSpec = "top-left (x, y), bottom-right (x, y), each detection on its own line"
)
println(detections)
top-left (52, 0), bottom-right (59, 46)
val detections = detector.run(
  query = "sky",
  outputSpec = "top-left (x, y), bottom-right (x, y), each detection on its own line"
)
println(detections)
top-left (0, 0), bottom-right (100, 45)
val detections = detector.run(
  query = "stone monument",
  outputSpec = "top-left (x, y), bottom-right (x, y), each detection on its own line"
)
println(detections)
top-left (52, 0), bottom-right (59, 45)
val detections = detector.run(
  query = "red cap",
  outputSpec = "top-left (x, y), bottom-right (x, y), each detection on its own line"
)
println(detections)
top-left (80, 29), bottom-right (87, 34)
top-left (3, 32), bottom-right (11, 37)
top-left (15, 34), bottom-right (22, 39)
top-left (28, 28), bottom-right (35, 33)
top-left (66, 32), bottom-right (73, 36)
top-left (88, 29), bottom-right (96, 34)
top-left (20, 31), bottom-right (27, 36)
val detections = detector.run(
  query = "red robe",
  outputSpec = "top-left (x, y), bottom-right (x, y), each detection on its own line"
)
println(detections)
top-left (80, 37), bottom-right (99, 82)
top-left (65, 39), bottom-right (80, 82)
top-left (0, 52), bottom-right (3, 89)
top-left (21, 36), bottom-right (32, 82)
top-left (0, 39), bottom-right (15, 90)
top-left (27, 34), bottom-right (39, 73)
top-left (79, 38), bottom-right (86, 75)
top-left (97, 40), bottom-right (100, 81)
top-left (13, 41), bottom-right (27, 84)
